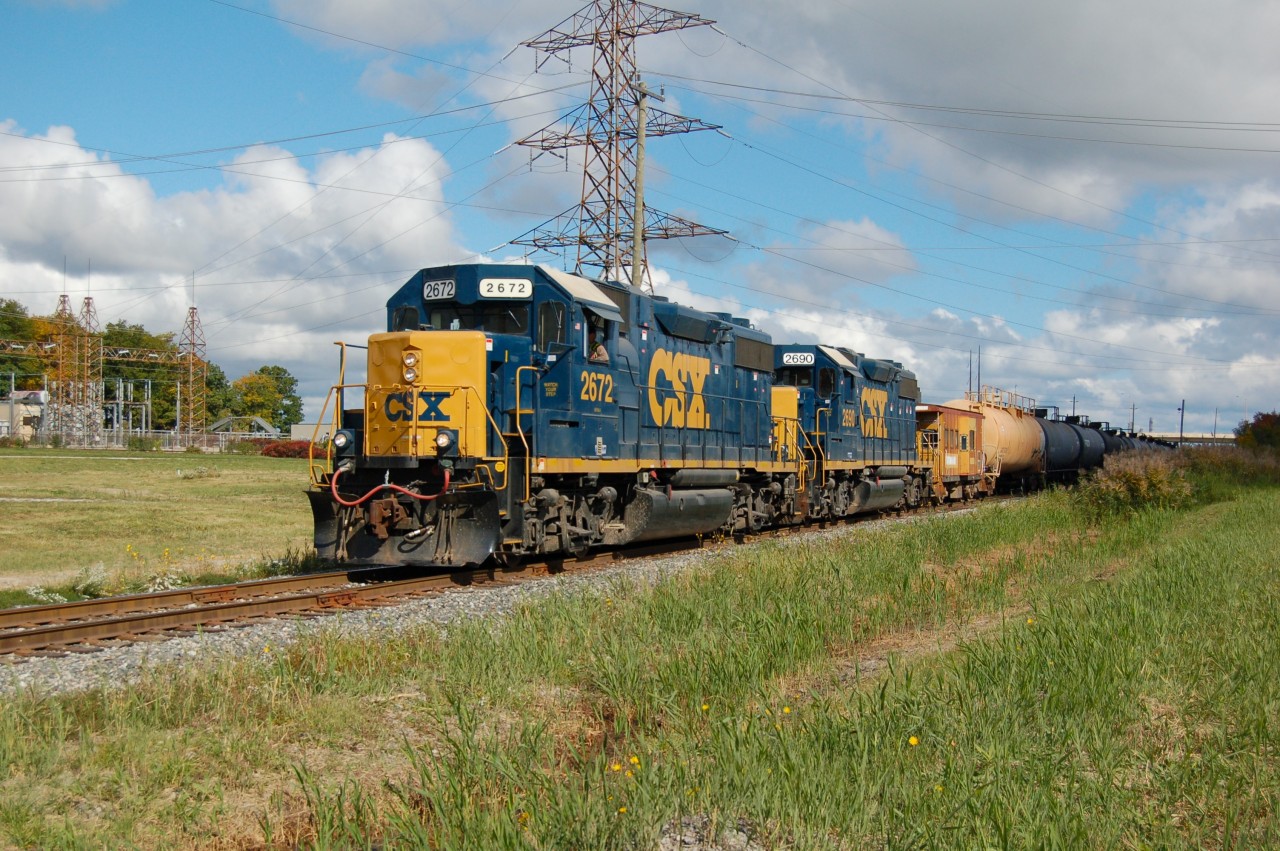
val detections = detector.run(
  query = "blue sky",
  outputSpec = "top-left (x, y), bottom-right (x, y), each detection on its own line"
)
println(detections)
top-left (2, 0), bottom-right (1278, 434)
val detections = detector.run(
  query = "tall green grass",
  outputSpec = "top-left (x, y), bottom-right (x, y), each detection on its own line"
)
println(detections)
top-left (2, 449), bottom-right (1277, 848)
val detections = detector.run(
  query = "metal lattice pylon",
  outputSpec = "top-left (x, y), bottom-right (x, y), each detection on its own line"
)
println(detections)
top-left (78, 296), bottom-right (104, 445)
top-left (45, 294), bottom-right (78, 441)
top-left (513, 0), bottom-right (726, 289)
top-left (179, 305), bottom-right (208, 441)
top-left (42, 294), bottom-right (106, 445)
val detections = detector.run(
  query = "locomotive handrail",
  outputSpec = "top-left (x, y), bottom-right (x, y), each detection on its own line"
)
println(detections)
top-left (308, 343), bottom-right (365, 485)
top-left (335, 341), bottom-right (350, 426)
top-left (513, 365), bottom-right (537, 503)
top-left (308, 381), bottom-right (510, 494)
top-left (770, 412), bottom-right (808, 491)
top-left (308, 384), bottom-right (339, 486)
top-left (793, 422), bottom-right (820, 500)
top-left (309, 380), bottom-right (370, 486)
top-left (635, 376), bottom-right (777, 467)
top-left (814, 406), bottom-right (831, 483)
top-left (377, 383), bottom-right (509, 494)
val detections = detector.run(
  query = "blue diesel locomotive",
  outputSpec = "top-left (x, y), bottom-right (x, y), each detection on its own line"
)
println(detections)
top-left (307, 263), bottom-right (921, 567)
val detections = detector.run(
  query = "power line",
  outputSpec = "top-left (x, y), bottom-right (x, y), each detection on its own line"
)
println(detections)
top-left (659, 260), bottom-right (1266, 374)
top-left (648, 71), bottom-right (1280, 133)
top-left (0, 93), bottom-right (583, 181)
top-left (649, 68), bottom-right (1280, 312)
top-left (703, 24), bottom-right (1280, 271)
top-left (647, 171), bottom-right (1273, 322)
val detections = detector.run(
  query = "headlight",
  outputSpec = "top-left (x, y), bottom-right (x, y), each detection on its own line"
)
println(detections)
top-left (403, 367), bottom-right (417, 383)
top-left (403, 351), bottom-right (419, 367)
top-left (435, 431), bottom-right (453, 449)
top-left (331, 429), bottom-right (356, 455)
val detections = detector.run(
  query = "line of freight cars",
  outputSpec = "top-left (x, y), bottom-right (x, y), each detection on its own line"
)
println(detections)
top-left (307, 263), bottom-right (1166, 568)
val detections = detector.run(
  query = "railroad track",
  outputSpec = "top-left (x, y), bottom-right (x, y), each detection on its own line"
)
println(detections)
top-left (0, 543), bottom-right (698, 660)
top-left (0, 496), bottom-right (1006, 661)
top-left (0, 568), bottom-right (484, 659)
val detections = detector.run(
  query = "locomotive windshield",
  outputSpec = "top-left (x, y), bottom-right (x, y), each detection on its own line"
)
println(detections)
top-left (426, 303), bottom-right (529, 335)
top-left (775, 367), bottom-right (813, 387)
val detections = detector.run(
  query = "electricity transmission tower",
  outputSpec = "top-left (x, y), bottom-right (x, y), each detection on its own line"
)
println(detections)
top-left (78, 295), bottom-right (104, 445)
top-left (179, 304), bottom-right (208, 445)
top-left (513, 0), bottom-right (727, 291)
top-left (45, 294), bottom-right (79, 442)
top-left (39, 294), bottom-right (105, 445)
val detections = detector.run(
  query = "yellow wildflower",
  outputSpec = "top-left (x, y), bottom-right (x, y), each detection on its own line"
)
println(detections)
top-left (782, 706), bottom-right (791, 715)
top-left (908, 736), bottom-right (919, 747)
top-left (629, 755), bottom-right (640, 766)
top-left (701, 703), bottom-right (710, 712)
top-left (618, 806), bottom-right (627, 814)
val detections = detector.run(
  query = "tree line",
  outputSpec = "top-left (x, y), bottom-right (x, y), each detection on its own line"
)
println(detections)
top-left (0, 298), bottom-right (303, 430)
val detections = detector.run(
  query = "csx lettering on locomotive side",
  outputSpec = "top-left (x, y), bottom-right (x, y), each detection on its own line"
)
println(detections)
top-left (647, 349), bottom-right (711, 429)
top-left (860, 386), bottom-right (888, 438)
top-left (384, 391), bottom-right (451, 423)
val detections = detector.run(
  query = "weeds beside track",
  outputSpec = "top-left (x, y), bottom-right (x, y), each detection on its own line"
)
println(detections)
top-left (1, 448), bottom-right (1278, 848)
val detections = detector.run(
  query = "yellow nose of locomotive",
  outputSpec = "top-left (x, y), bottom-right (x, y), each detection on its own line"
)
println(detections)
top-left (363, 330), bottom-right (488, 459)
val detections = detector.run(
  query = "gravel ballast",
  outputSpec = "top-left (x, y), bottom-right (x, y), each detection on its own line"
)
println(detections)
top-left (0, 512), bottom-right (970, 697)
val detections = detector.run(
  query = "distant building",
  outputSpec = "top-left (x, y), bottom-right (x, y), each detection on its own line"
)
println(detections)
top-left (290, 423), bottom-right (326, 442)
top-left (1, 391), bottom-right (47, 441)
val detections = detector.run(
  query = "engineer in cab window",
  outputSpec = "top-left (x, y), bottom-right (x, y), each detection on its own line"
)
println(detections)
top-left (588, 327), bottom-right (609, 364)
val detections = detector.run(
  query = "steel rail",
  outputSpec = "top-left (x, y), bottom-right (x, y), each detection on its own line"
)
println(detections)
top-left (0, 569), bottom-right (375, 631)
top-left (0, 573), bottom-right (489, 656)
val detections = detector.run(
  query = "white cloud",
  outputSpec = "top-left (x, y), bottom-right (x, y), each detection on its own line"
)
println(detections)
top-left (0, 123), bottom-right (467, 415)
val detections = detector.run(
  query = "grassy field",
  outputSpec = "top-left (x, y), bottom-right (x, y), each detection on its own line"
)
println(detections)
top-left (0, 449), bottom-right (315, 601)
top-left (1, 449), bottom-right (1278, 848)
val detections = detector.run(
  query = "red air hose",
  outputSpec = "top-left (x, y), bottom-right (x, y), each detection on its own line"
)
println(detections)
top-left (329, 467), bottom-right (451, 508)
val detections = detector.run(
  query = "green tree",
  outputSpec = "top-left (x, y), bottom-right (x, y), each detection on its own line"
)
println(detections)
top-left (255, 365), bottom-right (302, 429)
top-left (0, 299), bottom-right (41, 391)
top-left (206, 362), bottom-right (234, 421)
top-left (1235, 411), bottom-right (1280, 450)
top-left (230, 372), bottom-right (281, 424)
top-left (102, 321), bottom-right (181, 428)
top-left (230, 365), bottom-right (303, 429)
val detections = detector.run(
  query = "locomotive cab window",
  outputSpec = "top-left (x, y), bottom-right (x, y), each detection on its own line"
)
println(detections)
top-left (536, 301), bottom-right (566, 351)
top-left (391, 305), bottom-right (420, 331)
top-left (817, 368), bottom-right (836, 399)
top-left (584, 310), bottom-right (610, 364)
top-left (428, 304), bottom-right (529, 335)
top-left (775, 367), bottom-right (812, 388)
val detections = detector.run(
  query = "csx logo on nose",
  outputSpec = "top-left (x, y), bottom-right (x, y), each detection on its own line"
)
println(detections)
top-left (384, 391), bottom-right (451, 422)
